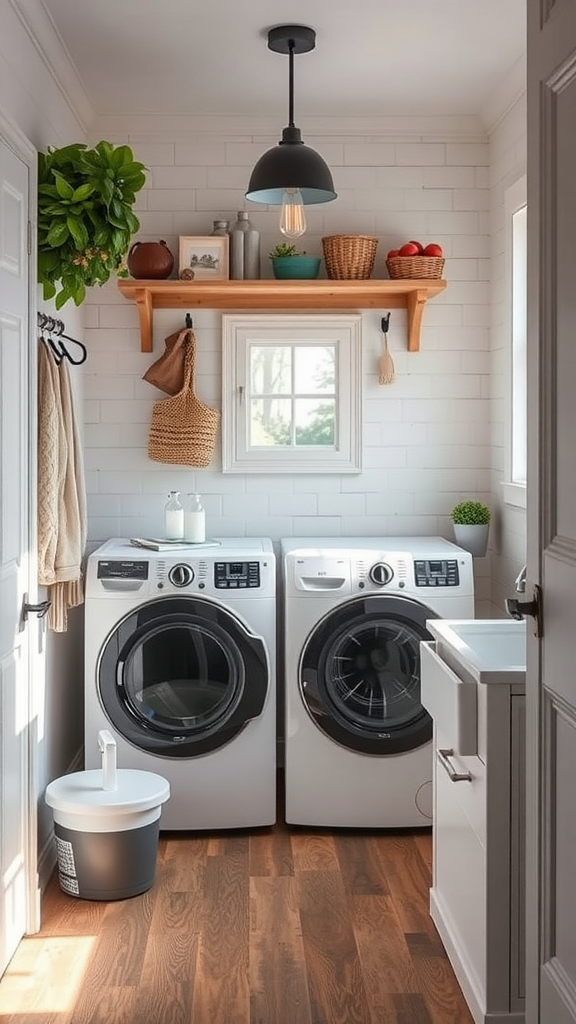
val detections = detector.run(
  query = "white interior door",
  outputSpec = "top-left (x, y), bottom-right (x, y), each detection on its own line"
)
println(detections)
top-left (526, 1), bottom-right (576, 1021)
top-left (0, 125), bottom-right (37, 976)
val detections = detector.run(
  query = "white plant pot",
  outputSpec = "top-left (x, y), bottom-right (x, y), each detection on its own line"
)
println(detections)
top-left (452, 523), bottom-right (490, 557)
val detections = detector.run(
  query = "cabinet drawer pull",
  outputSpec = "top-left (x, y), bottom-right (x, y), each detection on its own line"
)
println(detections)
top-left (437, 748), bottom-right (472, 782)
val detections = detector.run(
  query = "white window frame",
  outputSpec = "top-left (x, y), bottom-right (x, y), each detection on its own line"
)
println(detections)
top-left (222, 313), bottom-right (362, 474)
top-left (502, 175), bottom-right (527, 509)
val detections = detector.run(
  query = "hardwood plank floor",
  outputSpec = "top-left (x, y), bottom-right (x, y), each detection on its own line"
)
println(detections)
top-left (0, 809), bottom-right (474, 1024)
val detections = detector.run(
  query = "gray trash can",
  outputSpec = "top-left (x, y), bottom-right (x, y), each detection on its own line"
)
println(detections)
top-left (45, 731), bottom-right (170, 900)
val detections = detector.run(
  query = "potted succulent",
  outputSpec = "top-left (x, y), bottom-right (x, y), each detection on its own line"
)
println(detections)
top-left (450, 499), bottom-right (491, 557)
top-left (37, 140), bottom-right (147, 308)
top-left (269, 242), bottom-right (321, 280)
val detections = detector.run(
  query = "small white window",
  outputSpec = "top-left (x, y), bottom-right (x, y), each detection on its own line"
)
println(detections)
top-left (222, 314), bottom-right (362, 473)
top-left (503, 176), bottom-right (527, 508)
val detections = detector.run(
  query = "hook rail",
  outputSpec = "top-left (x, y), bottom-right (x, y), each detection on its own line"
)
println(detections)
top-left (37, 313), bottom-right (87, 365)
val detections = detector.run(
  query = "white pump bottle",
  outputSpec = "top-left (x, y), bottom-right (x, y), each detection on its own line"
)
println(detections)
top-left (184, 493), bottom-right (205, 543)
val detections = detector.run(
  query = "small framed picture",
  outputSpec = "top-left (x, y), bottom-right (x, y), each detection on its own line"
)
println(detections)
top-left (178, 235), bottom-right (229, 281)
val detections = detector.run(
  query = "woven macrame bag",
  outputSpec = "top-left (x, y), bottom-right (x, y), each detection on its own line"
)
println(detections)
top-left (148, 331), bottom-right (220, 467)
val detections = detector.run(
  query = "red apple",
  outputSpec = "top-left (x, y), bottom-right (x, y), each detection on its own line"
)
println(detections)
top-left (398, 242), bottom-right (420, 257)
top-left (422, 242), bottom-right (443, 257)
top-left (387, 248), bottom-right (399, 259)
top-left (408, 240), bottom-right (424, 254)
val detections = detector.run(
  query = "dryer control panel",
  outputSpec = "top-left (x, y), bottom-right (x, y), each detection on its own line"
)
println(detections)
top-left (414, 559), bottom-right (460, 587)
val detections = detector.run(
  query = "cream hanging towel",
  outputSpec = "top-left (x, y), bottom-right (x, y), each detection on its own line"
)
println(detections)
top-left (37, 341), bottom-right (87, 631)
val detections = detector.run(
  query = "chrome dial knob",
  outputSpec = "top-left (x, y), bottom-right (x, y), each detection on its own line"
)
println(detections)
top-left (169, 563), bottom-right (195, 587)
top-left (369, 561), bottom-right (394, 586)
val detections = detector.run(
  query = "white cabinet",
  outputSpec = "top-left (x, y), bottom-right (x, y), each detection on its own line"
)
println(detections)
top-left (420, 631), bottom-right (526, 1024)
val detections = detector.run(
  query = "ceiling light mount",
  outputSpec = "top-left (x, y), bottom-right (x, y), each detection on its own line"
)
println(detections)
top-left (245, 23), bottom-right (337, 231)
top-left (266, 25), bottom-right (316, 56)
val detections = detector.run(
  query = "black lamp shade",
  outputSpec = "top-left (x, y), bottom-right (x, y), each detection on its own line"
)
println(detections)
top-left (246, 128), bottom-right (337, 206)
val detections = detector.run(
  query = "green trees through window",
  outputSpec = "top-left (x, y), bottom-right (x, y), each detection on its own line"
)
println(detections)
top-left (249, 345), bottom-right (336, 448)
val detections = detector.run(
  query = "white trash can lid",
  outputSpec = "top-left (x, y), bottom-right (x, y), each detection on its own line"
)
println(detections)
top-left (45, 769), bottom-right (170, 817)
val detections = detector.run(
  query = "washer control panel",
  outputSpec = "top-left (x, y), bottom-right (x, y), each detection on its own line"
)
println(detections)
top-left (414, 559), bottom-right (460, 587)
top-left (214, 560), bottom-right (261, 589)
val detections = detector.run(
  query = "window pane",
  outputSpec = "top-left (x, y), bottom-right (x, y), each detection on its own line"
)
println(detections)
top-left (250, 346), bottom-right (291, 394)
top-left (249, 398), bottom-right (292, 446)
top-left (223, 313), bottom-right (362, 473)
top-left (294, 346), bottom-right (335, 394)
top-left (294, 398), bottom-right (335, 446)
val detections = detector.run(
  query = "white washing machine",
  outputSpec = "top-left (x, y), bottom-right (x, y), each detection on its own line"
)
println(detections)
top-left (85, 538), bottom-right (276, 830)
top-left (281, 537), bottom-right (475, 828)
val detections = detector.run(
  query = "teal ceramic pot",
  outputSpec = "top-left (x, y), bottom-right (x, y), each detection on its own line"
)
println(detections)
top-left (271, 256), bottom-right (321, 280)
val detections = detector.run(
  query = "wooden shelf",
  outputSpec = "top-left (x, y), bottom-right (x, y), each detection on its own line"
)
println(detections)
top-left (118, 278), bottom-right (447, 353)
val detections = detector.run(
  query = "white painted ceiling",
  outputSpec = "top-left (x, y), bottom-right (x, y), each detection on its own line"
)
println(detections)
top-left (40, 0), bottom-right (526, 121)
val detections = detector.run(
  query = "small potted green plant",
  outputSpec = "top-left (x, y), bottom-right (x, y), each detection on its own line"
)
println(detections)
top-left (450, 499), bottom-right (491, 557)
top-left (37, 140), bottom-right (147, 308)
top-left (269, 242), bottom-right (321, 280)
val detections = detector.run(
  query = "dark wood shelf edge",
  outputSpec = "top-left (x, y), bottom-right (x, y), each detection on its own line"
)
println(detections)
top-left (117, 278), bottom-right (447, 352)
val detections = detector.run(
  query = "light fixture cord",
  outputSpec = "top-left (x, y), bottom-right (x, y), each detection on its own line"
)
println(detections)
top-left (288, 38), bottom-right (295, 128)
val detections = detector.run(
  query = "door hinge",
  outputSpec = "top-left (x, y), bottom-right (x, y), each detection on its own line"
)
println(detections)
top-left (27, 220), bottom-right (32, 256)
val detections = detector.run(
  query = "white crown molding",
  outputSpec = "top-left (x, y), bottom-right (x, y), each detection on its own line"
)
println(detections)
top-left (480, 53), bottom-right (526, 134)
top-left (90, 112), bottom-right (487, 144)
top-left (10, 0), bottom-right (93, 134)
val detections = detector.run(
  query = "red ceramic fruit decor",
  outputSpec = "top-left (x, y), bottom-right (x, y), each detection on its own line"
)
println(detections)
top-left (127, 240), bottom-right (174, 279)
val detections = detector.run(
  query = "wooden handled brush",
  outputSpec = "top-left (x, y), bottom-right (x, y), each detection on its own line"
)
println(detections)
top-left (378, 313), bottom-right (395, 385)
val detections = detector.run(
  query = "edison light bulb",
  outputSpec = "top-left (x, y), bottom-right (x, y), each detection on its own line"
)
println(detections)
top-left (280, 188), bottom-right (306, 238)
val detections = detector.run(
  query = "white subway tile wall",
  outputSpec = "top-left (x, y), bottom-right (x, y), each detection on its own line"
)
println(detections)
top-left (79, 110), bottom-right (526, 612)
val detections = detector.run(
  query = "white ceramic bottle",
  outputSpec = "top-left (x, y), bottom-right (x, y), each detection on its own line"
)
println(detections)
top-left (184, 493), bottom-right (205, 543)
top-left (164, 490), bottom-right (184, 540)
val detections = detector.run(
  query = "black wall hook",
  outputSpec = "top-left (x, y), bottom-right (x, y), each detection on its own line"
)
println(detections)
top-left (37, 312), bottom-right (87, 365)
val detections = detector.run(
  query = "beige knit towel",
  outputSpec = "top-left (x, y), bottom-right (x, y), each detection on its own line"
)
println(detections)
top-left (37, 341), bottom-right (87, 631)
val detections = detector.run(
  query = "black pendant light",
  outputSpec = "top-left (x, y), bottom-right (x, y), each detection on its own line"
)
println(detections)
top-left (245, 25), bottom-right (337, 237)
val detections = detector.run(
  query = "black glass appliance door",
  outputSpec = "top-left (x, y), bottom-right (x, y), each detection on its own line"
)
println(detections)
top-left (97, 597), bottom-right (268, 757)
top-left (299, 596), bottom-right (435, 754)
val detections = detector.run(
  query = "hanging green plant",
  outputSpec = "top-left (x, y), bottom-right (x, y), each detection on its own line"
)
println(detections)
top-left (37, 140), bottom-right (147, 308)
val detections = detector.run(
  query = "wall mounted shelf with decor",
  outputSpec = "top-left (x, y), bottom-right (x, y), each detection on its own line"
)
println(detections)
top-left (117, 278), bottom-right (447, 354)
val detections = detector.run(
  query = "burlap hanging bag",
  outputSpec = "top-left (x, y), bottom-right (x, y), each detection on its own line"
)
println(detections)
top-left (142, 327), bottom-right (190, 395)
top-left (147, 332), bottom-right (220, 467)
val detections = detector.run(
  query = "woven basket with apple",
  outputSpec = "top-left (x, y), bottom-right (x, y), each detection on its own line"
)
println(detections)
top-left (386, 240), bottom-right (445, 279)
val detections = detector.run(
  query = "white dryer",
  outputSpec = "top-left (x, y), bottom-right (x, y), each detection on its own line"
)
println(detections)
top-left (281, 537), bottom-right (474, 828)
top-left (85, 538), bottom-right (276, 830)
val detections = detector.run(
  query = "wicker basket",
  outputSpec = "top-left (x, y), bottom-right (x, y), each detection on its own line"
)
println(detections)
top-left (322, 235), bottom-right (379, 280)
top-left (386, 255), bottom-right (445, 280)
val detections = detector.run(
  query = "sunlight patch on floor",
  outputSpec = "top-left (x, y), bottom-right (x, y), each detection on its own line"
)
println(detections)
top-left (0, 934), bottom-right (96, 1013)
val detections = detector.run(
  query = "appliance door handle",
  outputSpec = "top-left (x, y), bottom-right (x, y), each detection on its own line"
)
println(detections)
top-left (437, 747), bottom-right (472, 782)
